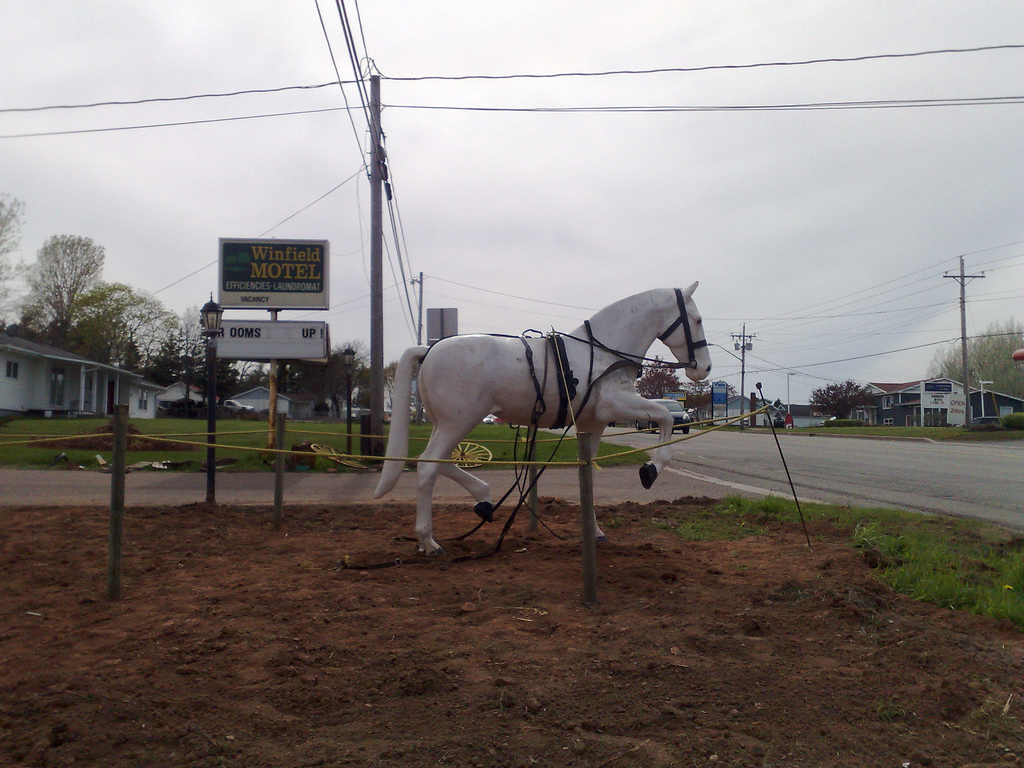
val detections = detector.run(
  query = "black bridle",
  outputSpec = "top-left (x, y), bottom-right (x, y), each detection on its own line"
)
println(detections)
top-left (570, 287), bottom-right (708, 373)
top-left (657, 287), bottom-right (708, 369)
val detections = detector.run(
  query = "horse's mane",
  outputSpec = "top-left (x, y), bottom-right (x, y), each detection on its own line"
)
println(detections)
top-left (579, 288), bottom-right (673, 334)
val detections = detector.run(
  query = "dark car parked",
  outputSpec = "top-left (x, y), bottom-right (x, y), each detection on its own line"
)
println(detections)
top-left (637, 398), bottom-right (692, 434)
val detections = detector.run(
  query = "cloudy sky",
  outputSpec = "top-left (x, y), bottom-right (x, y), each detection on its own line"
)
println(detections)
top-left (2, 1), bottom-right (1022, 404)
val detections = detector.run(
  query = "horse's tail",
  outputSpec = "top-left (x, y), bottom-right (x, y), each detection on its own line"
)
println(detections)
top-left (373, 345), bottom-right (429, 499)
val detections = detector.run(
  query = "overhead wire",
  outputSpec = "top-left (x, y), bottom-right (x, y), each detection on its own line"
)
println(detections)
top-left (313, 0), bottom-right (366, 158)
top-left (382, 45), bottom-right (1024, 81)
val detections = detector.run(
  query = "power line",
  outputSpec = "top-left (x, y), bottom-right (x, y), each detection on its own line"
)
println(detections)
top-left (0, 105), bottom-right (355, 140)
top-left (149, 170), bottom-right (363, 297)
top-left (383, 44), bottom-right (1024, 81)
top-left (313, 0), bottom-right (366, 157)
top-left (0, 82), bottom-right (342, 113)
top-left (386, 95), bottom-right (1024, 114)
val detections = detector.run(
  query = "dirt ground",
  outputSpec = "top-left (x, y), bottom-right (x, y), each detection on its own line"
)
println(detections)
top-left (2, 496), bottom-right (1022, 768)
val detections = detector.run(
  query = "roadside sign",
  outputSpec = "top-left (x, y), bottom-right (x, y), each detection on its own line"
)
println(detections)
top-left (664, 391), bottom-right (687, 402)
top-left (712, 380), bottom-right (728, 420)
top-left (426, 308), bottom-right (458, 344)
top-left (217, 320), bottom-right (329, 362)
top-left (219, 238), bottom-right (329, 310)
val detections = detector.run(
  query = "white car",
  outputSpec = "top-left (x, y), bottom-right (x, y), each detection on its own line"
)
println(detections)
top-left (223, 399), bottom-right (255, 413)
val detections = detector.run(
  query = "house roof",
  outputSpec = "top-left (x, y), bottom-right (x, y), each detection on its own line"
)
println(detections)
top-left (869, 381), bottom-right (923, 394)
top-left (233, 386), bottom-right (296, 402)
top-left (869, 378), bottom-right (961, 395)
top-left (1, 335), bottom-right (143, 378)
top-left (1, 334), bottom-right (163, 392)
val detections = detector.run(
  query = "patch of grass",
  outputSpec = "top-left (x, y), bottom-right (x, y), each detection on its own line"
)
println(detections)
top-left (790, 425), bottom-right (1024, 442)
top-left (652, 499), bottom-right (767, 541)
top-left (657, 495), bottom-right (1024, 628)
top-left (874, 700), bottom-right (911, 722)
top-left (0, 415), bottom-right (643, 472)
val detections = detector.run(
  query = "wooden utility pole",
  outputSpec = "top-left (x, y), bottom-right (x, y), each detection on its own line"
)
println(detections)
top-left (731, 325), bottom-right (755, 428)
top-left (944, 256), bottom-right (984, 425)
top-left (368, 74), bottom-right (385, 455)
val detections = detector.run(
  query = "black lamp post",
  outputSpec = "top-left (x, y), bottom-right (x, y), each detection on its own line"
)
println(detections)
top-left (200, 298), bottom-right (223, 503)
top-left (342, 347), bottom-right (356, 456)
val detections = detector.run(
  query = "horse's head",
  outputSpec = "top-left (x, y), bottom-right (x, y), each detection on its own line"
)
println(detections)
top-left (660, 282), bottom-right (712, 382)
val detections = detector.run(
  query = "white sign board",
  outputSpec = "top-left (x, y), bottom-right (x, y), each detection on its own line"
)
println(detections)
top-left (217, 320), bottom-right (329, 362)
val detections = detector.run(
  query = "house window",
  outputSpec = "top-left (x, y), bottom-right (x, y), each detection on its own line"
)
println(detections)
top-left (138, 391), bottom-right (149, 410)
top-left (49, 367), bottom-right (65, 406)
top-left (884, 418), bottom-right (894, 426)
top-left (881, 396), bottom-right (892, 409)
top-left (5, 360), bottom-right (17, 378)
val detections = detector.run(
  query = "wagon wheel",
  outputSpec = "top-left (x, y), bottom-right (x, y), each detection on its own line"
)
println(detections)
top-left (451, 441), bottom-right (492, 468)
top-left (310, 443), bottom-right (366, 469)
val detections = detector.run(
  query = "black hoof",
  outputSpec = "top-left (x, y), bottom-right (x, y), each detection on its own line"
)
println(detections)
top-left (596, 534), bottom-right (609, 543)
top-left (474, 501), bottom-right (494, 523)
top-left (639, 462), bottom-right (658, 490)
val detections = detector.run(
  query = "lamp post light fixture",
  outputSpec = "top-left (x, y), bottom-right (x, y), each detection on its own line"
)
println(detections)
top-left (200, 297), bottom-right (223, 503)
top-left (342, 347), bottom-right (356, 456)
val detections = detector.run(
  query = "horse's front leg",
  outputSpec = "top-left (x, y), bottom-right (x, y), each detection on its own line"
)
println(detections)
top-left (437, 463), bottom-right (494, 522)
top-left (639, 411), bottom-right (675, 489)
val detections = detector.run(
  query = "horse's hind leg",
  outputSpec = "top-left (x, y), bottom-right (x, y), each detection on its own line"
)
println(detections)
top-left (414, 422), bottom-right (487, 554)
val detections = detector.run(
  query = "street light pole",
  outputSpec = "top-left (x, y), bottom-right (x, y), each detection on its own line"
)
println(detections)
top-left (979, 379), bottom-right (993, 420)
top-left (342, 347), bottom-right (356, 456)
top-left (200, 298), bottom-right (223, 504)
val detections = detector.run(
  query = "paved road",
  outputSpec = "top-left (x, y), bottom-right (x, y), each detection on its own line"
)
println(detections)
top-left (0, 460), bottom-right (739, 510)
top-left (604, 428), bottom-right (1024, 531)
top-left (1, 430), bottom-right (1020, 531)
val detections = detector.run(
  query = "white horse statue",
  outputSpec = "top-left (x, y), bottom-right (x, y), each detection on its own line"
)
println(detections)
top-left (374, 284), bottom-right (713, 554)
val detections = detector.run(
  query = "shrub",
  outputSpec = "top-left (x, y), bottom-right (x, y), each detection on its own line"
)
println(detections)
top-left (1002, 412), bottom-right (1024, 430)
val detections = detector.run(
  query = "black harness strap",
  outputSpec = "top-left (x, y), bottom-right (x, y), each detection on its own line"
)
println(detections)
top-left (656, 287), bottom-right (708, 368)
top-left (521, 337), bottom-right (547, 426)
top-left (549, 334), bottom-right (578, 429)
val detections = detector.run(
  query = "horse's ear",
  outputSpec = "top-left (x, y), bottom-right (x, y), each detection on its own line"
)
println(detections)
top-left (681, 281), bottom-right (698, 296)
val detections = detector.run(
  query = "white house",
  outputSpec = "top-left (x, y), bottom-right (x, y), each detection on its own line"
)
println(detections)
top-left (0, 333), bottom-right (161, 419)
top-left (156, 380), bottom-right (203, 410)
top-left (231, 386), bottom-right (316, 419)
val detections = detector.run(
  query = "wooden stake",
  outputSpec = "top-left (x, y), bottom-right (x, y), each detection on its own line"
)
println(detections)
top-left (577, 432), bottom-right (598, 607)
top-left (107, 404), bottom-right (128, 600)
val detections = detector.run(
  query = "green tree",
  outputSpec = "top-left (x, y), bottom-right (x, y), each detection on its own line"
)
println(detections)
top-left (927, 319), bottom-right (1024, 399)
top-left (809, 380), bottom-right (873, 419)
top-left (67, 282), bottom-right (176, 370)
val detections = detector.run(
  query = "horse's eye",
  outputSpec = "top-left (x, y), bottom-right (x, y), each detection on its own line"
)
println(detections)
top-left (695, 318), bottom-right (703, 325)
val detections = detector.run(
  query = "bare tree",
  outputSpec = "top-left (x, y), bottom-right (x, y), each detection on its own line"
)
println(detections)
top-left (0, 193), bottom-right (26, 318)
top-left (23, 234), bottom-right (105, 343)
top-left (928, 319), bottom-right (1024, 399)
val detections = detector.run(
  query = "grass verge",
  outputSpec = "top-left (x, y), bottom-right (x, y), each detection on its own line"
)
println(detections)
top-left (655, 495), bottom-right (1024, 628)
top-left (0, 416), bottom-right (644, 471)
